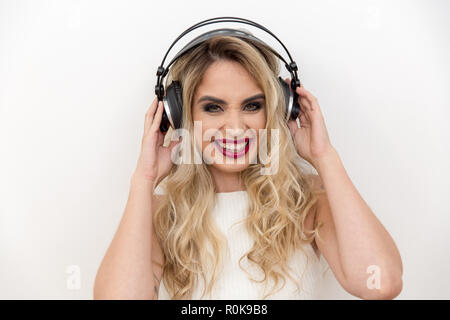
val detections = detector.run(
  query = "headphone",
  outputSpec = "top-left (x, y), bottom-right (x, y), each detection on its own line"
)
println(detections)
top-left (155, 16), bottom-right (302, 133)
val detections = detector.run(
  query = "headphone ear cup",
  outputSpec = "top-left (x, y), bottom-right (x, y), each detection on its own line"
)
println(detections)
top-left (278, 76), bottom-right (292, 120)
top-left (290, 90), bottom-right (301, 121)
top-left (165, 80), bottom-right (184, 130)
top-left (278, 76), bottom-right (300, 121)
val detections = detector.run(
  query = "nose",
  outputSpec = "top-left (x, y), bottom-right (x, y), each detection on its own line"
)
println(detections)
top-left (223, 109), bottom-right (246, 137)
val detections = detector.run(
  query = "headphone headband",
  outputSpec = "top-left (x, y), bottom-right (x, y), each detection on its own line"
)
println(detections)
top-left (155, 16), bottom-right (301, 100)
top-left (167, 28), bottom-right (287, 73)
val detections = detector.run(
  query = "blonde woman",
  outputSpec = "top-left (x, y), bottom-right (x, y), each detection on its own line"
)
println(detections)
top-left (94, 35), bottom-right (403, 300)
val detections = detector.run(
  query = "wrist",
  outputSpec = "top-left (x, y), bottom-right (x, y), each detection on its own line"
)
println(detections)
top-left (131, 171), bottom-right (158, 190)
top-left (312, 146), bottom-right (340, 173)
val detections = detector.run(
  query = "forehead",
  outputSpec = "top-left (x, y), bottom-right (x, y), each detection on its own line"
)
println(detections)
top-left (194, 60), bottom-right (262, 100)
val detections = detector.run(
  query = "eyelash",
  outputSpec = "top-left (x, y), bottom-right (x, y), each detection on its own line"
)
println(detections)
top-left (202, 102), bottom-right (262, 113)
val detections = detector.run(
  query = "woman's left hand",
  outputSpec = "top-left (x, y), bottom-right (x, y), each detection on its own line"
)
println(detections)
top-left (284, 78), bottom-right (334, 169)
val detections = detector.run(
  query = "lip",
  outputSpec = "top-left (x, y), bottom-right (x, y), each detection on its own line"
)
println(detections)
top-left (214, 138), bottom-right (250, 159)
top-left (220, 138), bottom-right (247, 144)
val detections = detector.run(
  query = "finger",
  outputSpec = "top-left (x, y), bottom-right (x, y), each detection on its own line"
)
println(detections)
top-left (297, 89), bottom-right (324, 121)
top-left (145, 97), bottom-right (159, 127)
top-left (283, 78), bottom-right (310, 114)
top-left (145, 97), bottom-right (159, 134)
top-left (150, 101), bottom-right (164, 133)
top-left (167, 136), bottom-right (182, 152)
top-left (144, 105), bottom-right (151, 133)
top-left (287, 119), bottom-right (298, 135)
top-left (296, 87), bottom-right (318, 108)
top-left (305, 94), bottom-right (321, 114)
top-left (298, 94), bottom-right (312, 112)
top-left (299, 112), bottom-right (309, 128)
top-left (298, 89), bottom-right (318, 113)
top-left (144, 98), bottom-right (158, 133)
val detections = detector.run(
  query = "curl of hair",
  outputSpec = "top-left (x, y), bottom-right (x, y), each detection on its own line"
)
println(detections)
top-left (153, 34), bottom-right (325, 299)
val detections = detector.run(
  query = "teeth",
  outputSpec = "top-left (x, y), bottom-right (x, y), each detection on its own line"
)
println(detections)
top-left (215, 140), bottom-right (248, 152)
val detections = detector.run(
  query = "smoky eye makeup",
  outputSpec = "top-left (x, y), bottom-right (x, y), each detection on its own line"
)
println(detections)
top-left (202, 101), bottom-right (263, 113)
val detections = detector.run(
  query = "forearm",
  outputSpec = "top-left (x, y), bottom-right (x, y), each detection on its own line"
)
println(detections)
top-left (94, 174), bottom-right (157, 299)
top-left (314, 147), bottom-right (403, 298)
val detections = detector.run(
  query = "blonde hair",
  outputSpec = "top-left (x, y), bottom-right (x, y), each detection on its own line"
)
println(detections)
top-left (153, 34), bottom-right (325, 299)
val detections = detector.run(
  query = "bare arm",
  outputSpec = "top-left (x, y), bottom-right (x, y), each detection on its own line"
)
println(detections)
top-left (93, 175), bottom-right (160, 299)
top-left (285, 82), bottom-right (403, 300)
top-left (312, 148), bottom-right (403, 300)
top-left (93, 96), bottom-right (179, 300)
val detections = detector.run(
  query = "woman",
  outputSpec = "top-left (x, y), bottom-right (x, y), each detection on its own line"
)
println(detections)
top-left (94, 35), bottom-right (403, 300)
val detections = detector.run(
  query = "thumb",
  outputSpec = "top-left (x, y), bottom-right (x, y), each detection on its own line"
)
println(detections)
top-left (287, 119), bottom-right (298, 135)
top-left (168, 136), bottom-right (182, 152)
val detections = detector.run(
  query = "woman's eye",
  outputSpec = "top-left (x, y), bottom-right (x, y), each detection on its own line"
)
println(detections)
top-left (244, 102), bottom-right (262, 111)
top-left (202, 102), bottom-right (262, 113)
top-left (203, 104), bottom-right (222, 113)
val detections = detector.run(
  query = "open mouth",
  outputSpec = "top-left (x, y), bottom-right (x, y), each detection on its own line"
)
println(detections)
top-left (213, 138), bottom-right (250, 159)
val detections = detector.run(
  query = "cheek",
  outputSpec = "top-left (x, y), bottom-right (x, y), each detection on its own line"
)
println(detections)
top-left (193, 113), bottom-right (218, 149)
top-left (258, 114), bottom-right (267, 128)
top-left (194, 124), bottom-right (215, 151)
top-left (192, 111), bottom-right (206, 150)
top-left (247, 112), bottom-right (267, 131)
top-left (251, 114), bottom-right (266, 149)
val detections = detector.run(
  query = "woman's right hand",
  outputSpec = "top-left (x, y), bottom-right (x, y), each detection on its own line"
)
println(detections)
top-left (134, 96), bottom-right (181, 185)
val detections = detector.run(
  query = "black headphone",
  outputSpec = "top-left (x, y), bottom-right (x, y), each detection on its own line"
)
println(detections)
top-left (155, 16), bottom-right (302, 133)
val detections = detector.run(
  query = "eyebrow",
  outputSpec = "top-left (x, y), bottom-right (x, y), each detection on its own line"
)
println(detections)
top-left (197, 93), bottom-right (265, 105)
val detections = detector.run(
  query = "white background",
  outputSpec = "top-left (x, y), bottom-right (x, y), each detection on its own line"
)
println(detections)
top-left (1, 0), bottom-right (449, 299)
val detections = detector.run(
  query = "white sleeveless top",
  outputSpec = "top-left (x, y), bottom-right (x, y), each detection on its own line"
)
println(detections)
top-left (154, 182), bottom-right (329, 300)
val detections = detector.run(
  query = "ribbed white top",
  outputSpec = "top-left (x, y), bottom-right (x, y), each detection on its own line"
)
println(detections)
top-left (155, 185), bottom-right (329, 300)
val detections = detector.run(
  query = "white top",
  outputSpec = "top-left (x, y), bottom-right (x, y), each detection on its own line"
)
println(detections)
top-left (154, 181), bottom-right (329, 300)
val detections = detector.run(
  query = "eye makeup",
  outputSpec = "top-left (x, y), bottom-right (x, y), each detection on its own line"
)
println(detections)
top-left (202, 102), bottom-right (263, 113)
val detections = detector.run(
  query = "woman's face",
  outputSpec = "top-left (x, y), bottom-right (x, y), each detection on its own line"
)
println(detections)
top-left (192, 60), bottom-right (267, 174)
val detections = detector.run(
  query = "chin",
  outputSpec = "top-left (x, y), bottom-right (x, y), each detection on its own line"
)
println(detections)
top-left (209, 162), bottom-right (250, 173)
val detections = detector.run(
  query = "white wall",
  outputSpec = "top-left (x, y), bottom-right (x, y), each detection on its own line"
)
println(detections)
top-left (1, 0), bottom-right (449, 299)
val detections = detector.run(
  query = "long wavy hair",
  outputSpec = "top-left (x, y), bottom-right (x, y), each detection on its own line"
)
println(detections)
top-left (153, 32), bottom-right (325, 299)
